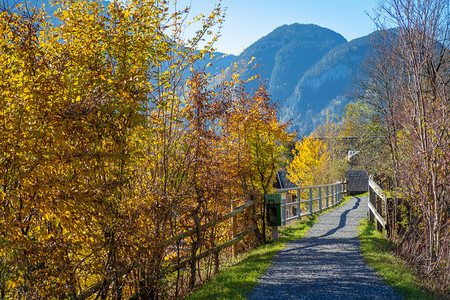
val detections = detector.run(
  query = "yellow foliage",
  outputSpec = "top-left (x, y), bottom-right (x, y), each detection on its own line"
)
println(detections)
top-left (287, 136), bottom-right (330, 187)
top-left (0, 0), bottom-right (291, 298)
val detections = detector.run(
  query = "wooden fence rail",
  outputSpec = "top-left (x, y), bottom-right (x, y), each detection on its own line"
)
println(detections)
top-left (77, 181), bottom-right (348, 299)
top-left (275, 181), bottom-right (347, 225)
top-left (76, 200), bottom-right (256, 300)
top-left (368, 176), bottom-right (388, 232)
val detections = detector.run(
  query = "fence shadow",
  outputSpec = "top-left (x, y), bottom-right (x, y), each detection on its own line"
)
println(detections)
top-left (319, 197), bottom-right (361, 237)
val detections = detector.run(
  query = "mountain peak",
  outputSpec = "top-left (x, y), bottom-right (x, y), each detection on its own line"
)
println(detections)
top-left (236, 23), bottom-right (348, 123)
top-left (271, 23), bottom-right (347, 41)
top-left (222, 23), bottom-right (377, 136)
top-left (242, 23), bottom-right (347, 56)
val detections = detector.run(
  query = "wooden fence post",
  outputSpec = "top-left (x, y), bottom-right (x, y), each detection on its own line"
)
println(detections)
top-left (296, 189), bottom-right (301, 219)
top-left (376, 194), bottom-right (382, 232)
top-left (231, 200), bottom-right (237, 258)
top-left (385, 197), bottom-right (389, 236)
top-left (331, 185), bottom-right (335, 205)
top-left (286, 193), bottom-right (292, 219)
top-left (368, 188), bottom-right (374, 223)
top-left (318, 187), bottom-right (322, 211)
top-left (309, 188), bottom-right (313, 214)
top-left (345, 181), bottom-right (348, 196)
top-left (338, 184), bottom-right (342, 202)
top-left (281, 194), bottom-right (286, 226)
top-left (272, 226), bottom-right (279, 242)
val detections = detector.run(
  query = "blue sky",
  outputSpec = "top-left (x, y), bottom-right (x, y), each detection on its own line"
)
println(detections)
top-left (186, 0), bottom-right (380, 55)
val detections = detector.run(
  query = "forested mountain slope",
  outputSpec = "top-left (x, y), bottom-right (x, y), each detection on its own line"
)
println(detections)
top-left (230, 24), bottom-right (375, 135)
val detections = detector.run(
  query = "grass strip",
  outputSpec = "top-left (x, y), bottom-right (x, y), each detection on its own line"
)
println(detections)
top-left (185, 194), bottom-right (355, 300)
top-left (358, 218), bottom-right (438, 299)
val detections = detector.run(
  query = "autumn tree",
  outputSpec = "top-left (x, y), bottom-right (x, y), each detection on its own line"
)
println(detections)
top-left (358, 0), bottom-right (449, 292)
top-left (339, 101), bottom-right (387, 174)
top-left (0, 0), bottom-right (225, 298)
top-left (244, 84), bottom-right (292, 243)
top-left (0, 0), bottom-right (293, 297)
top-left (0, 0), bottom-right (294, 297)
top-left (286, 135), bottom-right (330, 187)
top-left (314, 113), bottom-right (347, 182)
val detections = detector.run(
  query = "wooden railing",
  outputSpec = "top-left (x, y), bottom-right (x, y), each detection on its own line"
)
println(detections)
top-left (368, 176), bottom-right (388, 232)
top-left (76, 200), bottom-right (257, 300)
top-left (275, 181), bottom-right (347, 225)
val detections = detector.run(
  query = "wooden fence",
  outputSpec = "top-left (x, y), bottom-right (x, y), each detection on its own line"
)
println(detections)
top-left (76, 181), bottom-right (348, 299)
top-left (76, 200), bottom-right (257, 300)
top-left (275, 181), bottom-right (347, 225)
top-left (368, 176), bottom-right (388, 232)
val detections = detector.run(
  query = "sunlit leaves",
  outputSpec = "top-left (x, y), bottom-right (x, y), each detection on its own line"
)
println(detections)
top-left (287, 136), bottom-right (329, 187)
top-left (0, 0), bottom-right (290, 298)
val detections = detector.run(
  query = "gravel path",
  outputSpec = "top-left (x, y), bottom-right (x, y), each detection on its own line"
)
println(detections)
top-left (247, 196), bottom-right (401, 300)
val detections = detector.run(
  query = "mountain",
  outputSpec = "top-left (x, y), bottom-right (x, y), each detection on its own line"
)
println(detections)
top-left (282, 33), bottom-right (374, 134)
top-left (4, 0), bottom-right (374, 136)
top-left (230, 24), bottom-right (374, 136)
top-left (236, 24), bottom-right (347, 107)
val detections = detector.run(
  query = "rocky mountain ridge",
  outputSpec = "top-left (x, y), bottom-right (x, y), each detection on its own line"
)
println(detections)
top-left (228, 23), bottom-right (375, 135)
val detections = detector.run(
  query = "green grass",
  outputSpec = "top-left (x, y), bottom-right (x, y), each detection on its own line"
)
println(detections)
top-left (185, 194), bottom-right (355, 300)
top-left (358, 219), bottom-right (439, 299)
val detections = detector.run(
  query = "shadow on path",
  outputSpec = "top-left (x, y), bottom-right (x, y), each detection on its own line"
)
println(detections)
top-left (247, 196), bottom-right (401, 300)
top-left (320, 197), bottom-right (361, 238)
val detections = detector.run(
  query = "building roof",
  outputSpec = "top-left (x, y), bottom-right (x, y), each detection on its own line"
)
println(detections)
top-left (346, 170), bottom-right (369, 192)
top-left (276, 170), bottom-right (297, 189)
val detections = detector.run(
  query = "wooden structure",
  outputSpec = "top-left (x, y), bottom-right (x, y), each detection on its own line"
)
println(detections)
top-left (275, 170), bottom-right (298, 189)
top-left (346, 170), bottom-right (369, 195)
top-left (368, 176), bottom-right (388, 232)
top-left (76, 200), bottom-right (256, 300)
top-left (275, 181), bottom-right (347, 226)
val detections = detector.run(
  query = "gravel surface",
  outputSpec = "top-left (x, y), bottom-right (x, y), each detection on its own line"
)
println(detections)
top-left (247, 196), bottom-right (401, 300)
